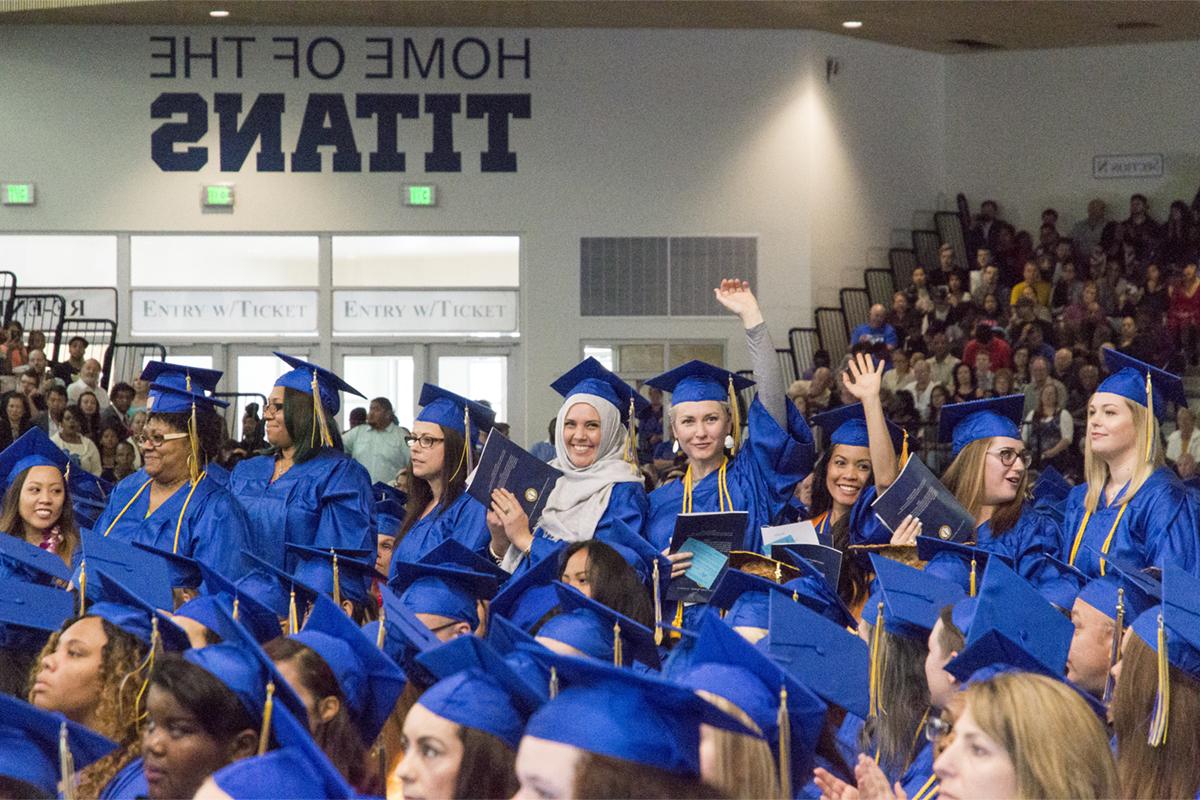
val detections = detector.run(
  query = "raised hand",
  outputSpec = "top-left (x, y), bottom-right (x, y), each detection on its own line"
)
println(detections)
top-left (842, 352), bottom-right (885, 401)
top-left (713, 278), bottom-right (764, 328)
top-left (889, 514), bottom-right (922, 546)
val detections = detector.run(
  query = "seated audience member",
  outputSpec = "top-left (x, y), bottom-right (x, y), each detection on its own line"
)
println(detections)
top-left (101, 381), bottom-right (135, 432)
top-left (1009, 259), bottom-right (1051, 308)
top-left (1166, 405), bottom-right (1200, 478)
top-left (51, 403), bottom-right (101, 475)
top-left (962, 323), bottom-right (1012, 372)
top-left (925, 328), bottom-right (959, 389)
top-left (880, 349), bottom-right (914, 395)
top-left (1021, 356), bottom-right (1067, 417)
top-left (67, 358), bottom-right (111, 410)
top-left (1050, 260), bottom-right (1083, 313)
top-left (887, 292), bottom-right (922, 347)
top-left (1070, 198), bottom-right (1108, 257)
top-left (850, 304), bottom-right (899, 350)
top-left (904, 266), bottom-right (934, 313)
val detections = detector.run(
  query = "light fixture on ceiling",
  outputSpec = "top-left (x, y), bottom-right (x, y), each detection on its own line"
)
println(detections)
top-left (209, 9), bottom-right (230, 17)
top-left (842, 20), bottom-right (863, 29)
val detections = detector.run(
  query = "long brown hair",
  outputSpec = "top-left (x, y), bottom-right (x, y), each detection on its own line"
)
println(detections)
top-left (453, 725), bottom-right (519, 800)
top-left (399, 425), bottom-right (467, 538)
top-left (1112, 635), bottom-right (1200, 799)
top-left (0, 465), bottom-right (79, 566)
top-left (1082, 398), bottom-right (1161, 514)
top-left (572, 752), bottom-right (727, 799)
top-left (860, 626), bottom-right (930, 778)
top-left (28, 617), bottom-right (147, 798)
top-left (694, 689), bottom-right (781, 800)
top-left (941, 437), bottom-right (1028, 537)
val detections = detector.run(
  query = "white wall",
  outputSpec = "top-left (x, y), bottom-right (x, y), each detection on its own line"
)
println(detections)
top-left (0, 25), bottom-right (946, 438)
top-left (945, 41), bottom-right (1200, 234)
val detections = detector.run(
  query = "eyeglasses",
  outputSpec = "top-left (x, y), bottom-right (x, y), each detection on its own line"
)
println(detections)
top-left (135, 431), bottom-right (189, 448)
top-left (405, 434), bottom-right (445, 449)
top-left (263, 401), bottom-right (285, 417)
top-left (924, 715), bottom-right (953, 744)
top-left (987, 447), bottom-right (1032, 467)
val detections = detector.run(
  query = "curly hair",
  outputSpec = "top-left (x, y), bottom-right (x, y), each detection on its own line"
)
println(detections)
top-left (28, 617), bottom-right (149, 798)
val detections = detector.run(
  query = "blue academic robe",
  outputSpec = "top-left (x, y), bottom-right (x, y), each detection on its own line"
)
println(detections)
top-left (91, 469), bottom-right (251, 580)
top-left (923, 506), bottom-right (1060, 589)
top-left (388, 491), bottom-right (491, 577)
top-left (897, 741), bottom-right (938, 800)
top-left (1059, 466), bottom-right (1200, 579)
top-left (646, 398), bottom-right (815, 554)
top-left (100, 756), bottom-right (147, 799)
top-left (229, 449), bottom-right (375, 572)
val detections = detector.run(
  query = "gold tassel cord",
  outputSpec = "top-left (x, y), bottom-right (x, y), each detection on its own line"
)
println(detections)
top-left (1148, 613), bottom-right (1170, 746)
top-left (777, 686), bottom-right (792, 800)
top-left (258, 681), bottom-right (275, 756)
top-left (727, 376), bottom-right (742, 455)
top-left (331, 549), bottom-right (342, 609)
top-left (653, 558), bottom-right (663, 646)
top-left (376, 602), bottom-right (387, 649)
top-left (77, 560), bottom-right (87, 616)
top-left (288, 587), bottom-right (299, 635)
top-left (1145, 373), bottom-right (1154, 463)
top-left (899, 429), bottom-right (909, 467)
top-left (969, 558), bottom-right (977, 598)
top-left (187, 400), bottom-right (200, 484)
top-left (1103, 588), bottom-right (1124, 706)
top-left (232, 597), bottom-right (240, 622)
top-left (172, 471), bottom-right (206, 554)
top-left (549, 666), bottom-right (559, 700)
top-left (612, 620), bottom-right (623, 667)
top-left (133, 617), bottom-right (161, 723)
top-left (310, 372), bottom-right (334, 449)
top-left (59, 721), bottom-right (77, 800)
top-left (868, 602), bottom-right (885, 720)
top-left (624, 397), bottom-right (639, 472)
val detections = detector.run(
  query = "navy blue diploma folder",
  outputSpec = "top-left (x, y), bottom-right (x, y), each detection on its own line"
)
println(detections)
top-left (466, 430), bottom-right (563, 529)
top-left (870, 455), bottom-right (975, 544)
top-left (667, 511), bottom-right (749, 604)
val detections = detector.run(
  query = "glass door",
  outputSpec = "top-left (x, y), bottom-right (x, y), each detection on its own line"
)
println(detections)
top-left (333, 345), bottom-right (418, 430)
top-left (228, 346), bottom-right (312, 440)
top-left (428, 344), bottom-right (513, 429)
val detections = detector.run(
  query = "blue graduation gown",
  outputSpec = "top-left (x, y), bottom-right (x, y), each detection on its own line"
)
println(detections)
top-left (1060, 466), bottom-right (1200, 579)
top-left (924, 505), bottom-right (1060, 589)
top-left (100, 756), bottom-right (147, 799)
top-left (897, 741), bottom-right (938, 800)
top-left (229, 449), bottom-right (375, 572)
top-left (647, 397), bottom-right (815, 554)
top-left (91, 469), bottom-right (251, 579)
top-left (388, 491), bottom-right (490, 577)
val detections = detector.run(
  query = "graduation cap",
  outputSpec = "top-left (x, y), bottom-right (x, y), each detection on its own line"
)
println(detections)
top-left (415, 383), bottom-right (496, 439)
top-left (937, 394), bottom-right (1025, 457)
top-left (145, 381), bottom-right (229, 415)
top-left (415, 635), bottom-right (547, 749)
top-left (0, 581), bottom-right (74, 652)
top-left (535, 582), bottom-right (660, 669)
top-left (417, 538), bottom-right (509, 582)
top-left (1030, 553), bottom-right (1089, 611)
top-left (727, 551), bottom-right (802, 584)
top-left (488, 542), bottom-right (565, 632)
top-left (239, 550), bottom-right (321, 635)
top-left (678, 610), bottom-right (827, 798)
top-left (287, 544), bottom-right (381, 609)
top-left (140, 361), bottom-right (224, 395)
top-left (77, 531), bottom-right (175, 613)
top-left (811, 403), bottom-right (905, 453)
top-left (85, 568), bottom-right (191, 652)
top-left (521, 648), bottom-right (754, 777)
top-left (1088, 554), bottom-right (1162, 622)
top-left (1031, 465), bottom-right (1072, 503)
top-left (1098, 349), bottom-right (1187, 421)
top-left (131, 541), bottom-right (203, 590)
top-left (174, 560), bottom-right (283, 645)
top-left (0, 531), bottom-right (71, 585)
top-left (375, 584), bottom-right (442, 680)
top-left (273, 352), bottom-right (363, 416)
top-left (0, 694), bottom-right (118, 798)
top-left (389, 557), bottom-right (500, 629)
top-left (646, 360), bottom-right (755, 451)
top-left (292, 594), bottom-right (407, 744)
top-left (551, 357), bottom-right (650, 424)
top-left (765, 593), bottom-right (872, 720)
top-left (915, 536), bottom-right (1014, 598)
top-left (0, 427), bottom-right (68, 495)
top-left (863, 554), bottom-right (966, 639)
top-left (1131, 566), bottom-right (1200, 746)
top-left (373, 482), bottom-right (406, 534)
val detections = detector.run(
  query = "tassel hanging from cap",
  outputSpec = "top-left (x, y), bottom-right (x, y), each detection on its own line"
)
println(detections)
top-left (549, 666), bottom-right (559, 700)
top-left (624, 398), bottom-right (639, 472)
top-left (377, 601), bottom-right (387, 649)
top-left (1145, 372), bottom-right (1155, 462)
top-left (774, 561), bottom-right (783, 584)
top-left (652, 558), bottom-right (663, 645)
top-left (309, 372), bottom-right (334, 449)
top-left (868, 602), bottom-right (885, 720)
top-left (288, 587), bottom-right (299, 635)
top-left (134, 617), bottom-right (160, 722)
top-left (232, 597), bottom-right (240, 622)
top-left (900, 429), bottom-right (909, 467)
top-left (77, 560), bottom-right (87, 617)
top-left (727, 376), bottom-right (742, 455)
top-left (612, 620), bottom-right (623, 667)
top-left (1148, 613), bottom-right (1170, 746)
top-left (187, 400), bottom-right (201, 484)
top-left (969, 558), bottom-right (977, 598)
top-left (331, 549), bottom-right (342, 609)
top-left (258, 681), bottom-right (275, 756)
top-left (777, 686), bottom-right (792, 800)
top-left (59, 721), bottom-right (77, 800)
top-left (1103, 588), bottom-right (1125, 706)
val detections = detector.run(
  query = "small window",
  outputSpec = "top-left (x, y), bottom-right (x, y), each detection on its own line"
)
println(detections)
top-left (333, 236), bottom-right (519, 288)
top-left (0, 235), bottom-right (117, 286)
top-left (131, 236), bottom-right (319, 286)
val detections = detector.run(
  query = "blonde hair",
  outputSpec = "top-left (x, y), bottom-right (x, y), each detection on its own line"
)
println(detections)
top-left (694, 689), bottom-right (782, 800)
top-left (964, 672), bottom-right (1117, 799)
top-left (940, 437), bottom-right (1028, 536)
top-left (1082, 397), bottom-right (1161, 513)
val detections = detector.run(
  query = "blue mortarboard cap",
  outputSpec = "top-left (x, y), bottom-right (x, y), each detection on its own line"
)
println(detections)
top-left (945, 559), bottom-right (1072, 682)
top-left (1098, 349), bottom-right (1187, 419)
top-left (522, 648), bottom-right (752, 776)
top-left (140, 361), bottom-right (224, 395)
top-left (85, 568), bottom-right (191, 651)
top-left (183, 641), bottom-right (296, 730)
top-left (390, 558), bottom-right (500, 628)
top-left (1131, 566), bottom-right (1200, 681)
top-left (375, 584), bottom-right (442, 678)
top-left (373, 482), bottom-right (406, 533)
top-left (1032, 465), bottom-right (1072, 503)
top-left (0, 427), bottom-right (69, 494)
top-left (286, 544), bottom-right (380, 609)
top-left (0, 581), bottom-right (74, 651)
top-left (951, 596), bottom-right (979, 636)
top-left (489, 543), bottom-right (566, 632)
top-left (373, 481), bottom-right (407, 507)
top-left (770, 552), bottom-right (856, 629)
top-left (763, 594), bottom-right (870, 720)
top-left (551, 357), bottom-right (651, 423)
top-left (938, 394), bottom-right (1025, 456)
top-left (1089, 554), bottom-right (1162, 622)
top-left (916, 536), bottom-right (1014, 594)
top-left (238, 550), bottom-right (321, 624)
top-left (645, 359), bottom-right (755, 405)
top-left (131, 541), bottom-right (202, 590)
top-left (416, 635), bottom-right (547, 748)
top-left (536, 582), bottom-right (660, 668)
top-left (176, 560), bottom-right (282, 645)
top-left (273, 352), bottom-right (364, 415)
top-left (0, 694), bottom-right (118, 797)
top-left (415, 383), bottom-right (496, 436)
top-left (77, 531), bottom-right (174, 611)
top-left (1030, 554), bottom-right (1089, 611)
top-left (292, 595), bottom-right (406, 743)
top-left (0, 532), bottom-right (71, 584)
top-left (418, 538), bottom-right (509, 582)
top-left (812, 403), bottom-right (905, 452)
top-left (708, 560), bottom-right (854, 630)
top-left (146, 381), bottom-right (229, 415)
top-left (863, 554), bottom-right (966, 639)
top-left (679, 611), bottom-right (827, 788)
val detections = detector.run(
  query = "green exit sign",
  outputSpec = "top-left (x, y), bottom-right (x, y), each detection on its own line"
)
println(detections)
top-left (403, 184), bottom-right (437, 207)
top-left (1, 183), bottom-right (35, 205)
top-left (202, 184), bottom-right (235, 208)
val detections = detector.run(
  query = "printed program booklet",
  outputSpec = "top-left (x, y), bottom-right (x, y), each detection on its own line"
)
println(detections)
top-left (466, 430), bottom-right (563, 529)
top-left (871, 456), bottom-right (975, 544)
top-left (667, 511), bottom-right (749, 603)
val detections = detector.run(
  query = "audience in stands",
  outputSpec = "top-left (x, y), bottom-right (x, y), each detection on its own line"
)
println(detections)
top-left (851, 303), bottom-right (899, 349)
top-left (67, 358), bottom-right (110, 409)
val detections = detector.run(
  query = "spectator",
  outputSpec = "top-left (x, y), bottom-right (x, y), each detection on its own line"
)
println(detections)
top-left (978, 293), bottom-right (1003, 328)
top-left (530, 415), bottom-right (558, 463)
top-left (1068, 362), bottom-right (1100, 420)
top-left (239, 404), bottom-right (267, 452)
top-left (887, 292), bottom-right (922, 346)
top-left (962, 323), bottom-right (1012, 371)
top-left (991, 367), bottom-right (1015, 398)
top-left (925, 329), bottom-right (960, 388)
top-left (1123, 192), bottom-right (1162, 256)
top-left (101, 381), bottom-right (135, 432)
top-left (112, 439), bottom-right (138, 482)
top-left (636, 386), bottom-right (665, 464)
top-left (18, 370), bottom-right (43, 413)
top-left (0, 390), bottom-right (31, 450)
top-left (889, 388), bottom-right (921, 436)
top-left (907, 358), bottom-right (937, 420)
top-left (1010, 345), bottom-right (1031, 385)
top-left (348, 407), bottom-right (367, 428)
top-left (1010, 260), bottom-right (1052, 308)
top-left (126, 409), bottom-right (147, 468)
top-left (995, 223), bottom-right (1025, 285)
top-left (1167, 405), bottom-right (1200, 478)
top-left (128, 375), bottom-right (151, 418)
top-left (1161, 200), bottom-right (1192, 268)
top-left (1168, 259), bottom-right (1200, 367)
top-left (32, 384), bottom-right (67, 437)
top-left (881, 348), bottom-right (915, 394)
top-left (1069, 198), bottom-right (1108, 258)
top-left (971, 263), bottom-right (1008, 315)
top-left (1050, 240), bottom-right (1075, 282)
top-left (950, 363), bottom-right (981, 403)
top-left (67, 358), bottom-right (110, 409)
top-left (933, 243), bottom-right (956, 286)
top-left (973, 351), bottom-right (994, 394)
top-left (342, 396), bottom-right (411, 485)
top-left (21, 348), bottom-right (62, 392)
top-left (968, 199), bottom-right (1002, 259)
top-left (76, 390), bottom-right (103, 445)
top-left (850, 304), bottom-right (899, 349)
top-left (0, 321), bottom-right (27, 373)
top-left (801, 349), bottom-right (831, 380)
top-left (1021, 355), bottom-right (1067, 417)
top-left (1114, 316), bottom-right (1155, 363)
top-left (905, 266), bottom-right (934, 313)
top-left (51, 404), bottom-right (101, 476)
top-left (801, 366), bottom-right (834, 411)
top-left (1007, 297), bottom-right (1051, 345)
top-left (1023, 382), bottom-right (1074, 474)
top-left (97, 422), bottom-right (125, 482)
top-left (56, 335), bottom-right (88, 383)
top-left (1019, 322), bottom-right (1056, 363)
top-left (1050, 260), bottom-right (1083, 314)
top-left (1137, 263), bottom-right (1170, 324)
top-left (1034, 222), bottom-right (1060, 262)
top-left (1052, 348), bottom-right (1076, 392)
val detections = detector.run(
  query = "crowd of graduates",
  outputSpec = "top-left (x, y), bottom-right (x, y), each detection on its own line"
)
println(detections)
top-left (1, 278), bottom-right (1199, 800)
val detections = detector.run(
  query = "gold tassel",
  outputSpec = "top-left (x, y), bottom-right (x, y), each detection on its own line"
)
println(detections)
top-left (288, 587), bottom-right (299, 635)
top-left (134, 617), bottom-right (160, 722)
top-left (624, 398), bottom-right (639, 471)
top-left (331, 549), bottom-right (341, 609)
top-left (653, 558), bottom-right (663, 646)
top-left (464, 408), bottom-right (474, 473)
top-left (777, 686), bottom-right (792, 800)
top-left (258, 681), bottom-right (275, 755)
top-left (774, 561), bottom-right (783, 584)
top-left (1145, 372), bottom-right (1155, 462)
top-left (59, 721), bottom-right (77, 800)
top-left (187, 400), bottom-right (200, 484)
top-left (900, 429), bottom-right (909, 466)
top-left (969, 558), bottom-right (977, 598)
top-left (1148, 613), bottom-right (1170, 746)
top-left (232, 597), bottom-right (240, 621)
top-left (77, 560), bottom-right (86, 616)
top-left (792, 590), bottom-right (799, 603)
top-left (612, 620), bottom-right (623, 667)
top-left (868, 602), bottom-right (885, 719)
top-left (727, 376), bottom-right (742, 455)
top-left (376, 601), bottom-right (387, 649)
top-left (549, 666), bottom-right (559, 699)
top-left (1103, 588), bottom-right (1124, 706)
top-left (310, 372), bottom-right (334, 449)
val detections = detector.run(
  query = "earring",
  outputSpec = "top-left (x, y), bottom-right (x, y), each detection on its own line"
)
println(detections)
top-left (672, 440), bottom-right (680, 454)
top-left (724, 434), bottom-right (735, 449)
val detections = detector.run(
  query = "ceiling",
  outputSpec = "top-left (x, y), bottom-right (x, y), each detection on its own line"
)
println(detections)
top-left (1, 0), bottom-right (1198, 54)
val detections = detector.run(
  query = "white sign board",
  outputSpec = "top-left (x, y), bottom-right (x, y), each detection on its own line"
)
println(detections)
top-left (333, 290), bottom-right (519, 334)
top-left (1092, 153), bottom-right (1164, 180)
top-left (26, 287), bottom-right (117, 321)
top-left (131, 290), bottom-right (318, 335)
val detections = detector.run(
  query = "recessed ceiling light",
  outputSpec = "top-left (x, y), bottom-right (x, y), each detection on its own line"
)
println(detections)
top-left (842, 20), bottom-right (863, 29)
top-left (209, 9), bottom-right (230, 17)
